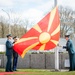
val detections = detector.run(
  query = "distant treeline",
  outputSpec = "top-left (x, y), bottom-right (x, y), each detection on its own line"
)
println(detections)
top-left (0, 22), bottom-right (26, 38)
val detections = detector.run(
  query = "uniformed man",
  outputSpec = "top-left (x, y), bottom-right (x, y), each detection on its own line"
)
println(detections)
top-left (63, 35), bottom-right (75, 71)
top-left (5, 34), bottom-right (13, 72)
top-left (13, 36), bottom-right (18, 71)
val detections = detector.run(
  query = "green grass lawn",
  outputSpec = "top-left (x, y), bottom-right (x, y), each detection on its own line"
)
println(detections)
top-left (0, 69), bottom-right (75, 75)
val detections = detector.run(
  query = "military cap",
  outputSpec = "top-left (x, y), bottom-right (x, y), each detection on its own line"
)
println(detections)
top-left (65, 35), bottom-right (70, 38)
top-left (13, 36), bottom-right (17, 39)
top-left (6, 34), bottom-right (12, 37)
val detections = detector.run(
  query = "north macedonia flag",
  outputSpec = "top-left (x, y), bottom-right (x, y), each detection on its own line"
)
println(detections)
top-left (13, 6), bottom-right (60, 58)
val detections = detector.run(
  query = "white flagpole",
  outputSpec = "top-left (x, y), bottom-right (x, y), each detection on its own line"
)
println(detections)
top-left (54, 0), bottom-right (59, 71)
top-left (55, 46), bottom-right (59, 71)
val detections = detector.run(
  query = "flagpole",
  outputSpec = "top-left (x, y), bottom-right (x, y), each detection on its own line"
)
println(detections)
top-left (54, 0), bottom-right (57, 7)
top-left (54, 0), bottom-right (59, 71)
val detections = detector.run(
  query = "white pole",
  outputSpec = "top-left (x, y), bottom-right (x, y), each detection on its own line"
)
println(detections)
top-left (54, 0), bottom-right (59, 71)
top-left (55, 46), bottom-right (59, 71)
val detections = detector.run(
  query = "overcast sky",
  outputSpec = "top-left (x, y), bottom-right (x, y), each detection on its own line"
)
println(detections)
top-left (0, 0), bottom-right (75, 26)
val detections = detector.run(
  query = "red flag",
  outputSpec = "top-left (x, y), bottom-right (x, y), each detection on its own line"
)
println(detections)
top-left (13, 6), bottom-right (60, 58)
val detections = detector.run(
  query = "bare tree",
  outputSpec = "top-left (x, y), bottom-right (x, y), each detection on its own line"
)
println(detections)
top-left (59, 6), bottom-right (74, 38)
top-left (0, 16), bottom-right (9, 38)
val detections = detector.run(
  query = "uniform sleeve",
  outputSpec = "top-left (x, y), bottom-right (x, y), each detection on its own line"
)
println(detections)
top-left (6, 41), bottom-right (13, 49)
top-left (63, 46), bottom-right (67, 49)
top-left (67, 41), bottom-right (71, 49)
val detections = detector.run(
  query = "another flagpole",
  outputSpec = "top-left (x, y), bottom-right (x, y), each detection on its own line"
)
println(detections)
top-left (54, 0), bottom-right (59, 71)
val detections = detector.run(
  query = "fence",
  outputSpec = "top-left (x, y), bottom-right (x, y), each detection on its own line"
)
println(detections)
top-left (0, 53), bottom-right (69, 69)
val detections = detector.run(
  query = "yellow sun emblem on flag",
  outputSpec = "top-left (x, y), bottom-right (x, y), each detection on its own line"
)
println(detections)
top-left (39, 32), bottom-right (51, 44)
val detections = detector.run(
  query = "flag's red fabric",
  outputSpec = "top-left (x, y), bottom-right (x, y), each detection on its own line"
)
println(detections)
top-left (13, 6), bottom-right (60, 58)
